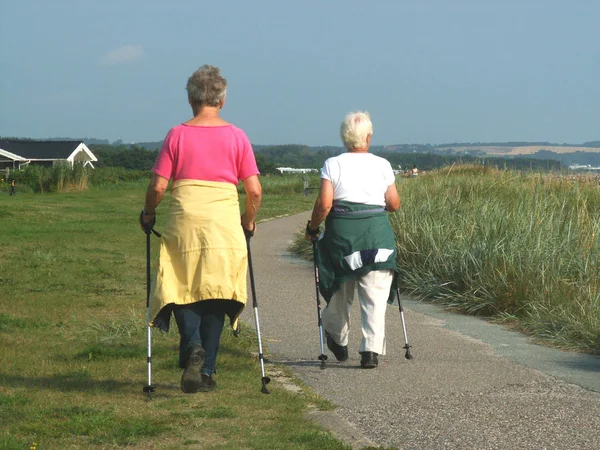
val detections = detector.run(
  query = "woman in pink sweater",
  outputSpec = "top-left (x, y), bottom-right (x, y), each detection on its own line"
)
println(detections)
top-left (140, 65), bottom-right (262, 393)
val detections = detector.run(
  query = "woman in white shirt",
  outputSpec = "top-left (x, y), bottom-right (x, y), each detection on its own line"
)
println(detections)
top-left (306, 111), bottom-right (400, 369)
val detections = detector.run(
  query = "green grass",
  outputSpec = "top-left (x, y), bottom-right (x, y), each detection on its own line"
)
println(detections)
top-left (0, 314), bottom-right (33, 332)
top-left (292, 166), bottom-right (600, 354)
top-left (0, 180), bottom-right (353, 450)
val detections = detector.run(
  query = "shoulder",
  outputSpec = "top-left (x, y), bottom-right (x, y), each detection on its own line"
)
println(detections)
top-left (366, 153), bottom-right (389, 163)
top-left (168, 124), bottom-right (187, 135)
top-left (323, 155), bottom-right (342, 170)
top-left (225, 125), bottom-right (252, 148)
top-left (227, 124), bottom-right (249, 139)
top-left (368, 153), bottom-right (393, 168)
top-left (163, 125), bottom-right (186, 143)
top-left (325, 154), bottom-right (344, 164)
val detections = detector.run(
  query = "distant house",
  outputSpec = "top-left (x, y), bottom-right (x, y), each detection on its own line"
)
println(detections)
top-left (569, 164), bottom-right (600, 171)
top-left (275, 167), bottom-right (319, 174)
top-left (0, 139), bottom-right (98, 170)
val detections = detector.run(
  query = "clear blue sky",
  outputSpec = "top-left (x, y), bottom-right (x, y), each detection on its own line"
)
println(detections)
top-left (1, 0), bottom-right (598, 146)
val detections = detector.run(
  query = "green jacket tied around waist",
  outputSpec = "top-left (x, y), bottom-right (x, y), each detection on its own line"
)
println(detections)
top-left (316, 200), bottom-right (398, 303)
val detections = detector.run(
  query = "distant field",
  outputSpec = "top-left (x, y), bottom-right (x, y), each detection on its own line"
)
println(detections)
top-left (436, 145), bottom-right (600, 155)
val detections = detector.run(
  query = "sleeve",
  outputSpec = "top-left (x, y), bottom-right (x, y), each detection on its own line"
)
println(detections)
top-left (321, 158), bottom-right (333, 182)
top-left (382, 159), bottom-right (395, 186)
top-left (152, 128), bottom-right (176, 180)
top-left (237, 129), bottom-right (260, 180)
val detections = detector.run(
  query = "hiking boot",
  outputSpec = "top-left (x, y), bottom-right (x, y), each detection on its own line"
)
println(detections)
top-left (326, 332), bottom-right (348, 362)
top-left (198, 374), bottom-right (217, 392)
top-left (360, 352), bottom-right (378, 369)
top-left (181, 343), bottom-right (205, 394)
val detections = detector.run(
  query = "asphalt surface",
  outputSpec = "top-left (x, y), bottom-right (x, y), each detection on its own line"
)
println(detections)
top-left (240, 211), bottom-right (600, 449)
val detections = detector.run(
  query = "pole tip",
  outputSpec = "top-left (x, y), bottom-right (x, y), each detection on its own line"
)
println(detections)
top-left (143, 385), bottom-right (156, 399)
top-left (261, 377), bottom-right (271, 394)
top-left (318, 354), bottom-right (327, 370)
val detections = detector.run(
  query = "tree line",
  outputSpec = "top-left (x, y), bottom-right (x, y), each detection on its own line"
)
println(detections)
top-left (91, 145), bottom-right (158, 171)
top-left (88, 143), bottom-right (564, 174)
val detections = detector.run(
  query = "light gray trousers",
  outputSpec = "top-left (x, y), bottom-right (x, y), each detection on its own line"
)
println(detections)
top-left (322, 269), bottom-right (393, 355)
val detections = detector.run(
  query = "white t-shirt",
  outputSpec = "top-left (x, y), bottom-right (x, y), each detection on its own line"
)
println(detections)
top-left (321, 152), bottom-right (395, 207)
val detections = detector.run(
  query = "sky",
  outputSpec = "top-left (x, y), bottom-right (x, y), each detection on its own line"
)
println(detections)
top-left (0, 0), bottom-right (598, 147)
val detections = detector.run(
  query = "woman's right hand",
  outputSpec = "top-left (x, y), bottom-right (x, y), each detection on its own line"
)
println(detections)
top-left (139, 210), bottom-right (156, 234)
top-left (305, 232), bottom-right (318, 242)
top-left (241, 214), bottom-right (256, 238)
top-left (305, 220), bottom-right (320, 241)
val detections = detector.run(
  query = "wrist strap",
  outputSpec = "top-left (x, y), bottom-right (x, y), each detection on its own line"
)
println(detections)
top-left (306, 220), bottom-right (320, 237)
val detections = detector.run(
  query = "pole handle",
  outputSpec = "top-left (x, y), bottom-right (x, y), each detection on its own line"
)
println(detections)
top-left (146, 234), bottom-right (151, 308)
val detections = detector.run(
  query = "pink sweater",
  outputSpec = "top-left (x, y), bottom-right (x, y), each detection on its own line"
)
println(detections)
top-left (152, 124), bottom-right (259, 184)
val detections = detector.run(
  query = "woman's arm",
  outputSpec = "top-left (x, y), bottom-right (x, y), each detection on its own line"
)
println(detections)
top-left (140, 173), bottom-right (169, 231)
top-left (241, 175), bottom-right (262, 231)
top-left (307, 178), bottom-right (334, 237)
top-left (384, 182), bottom-right (401, 212)
top-left (144, 173), bottom-right (169, 215)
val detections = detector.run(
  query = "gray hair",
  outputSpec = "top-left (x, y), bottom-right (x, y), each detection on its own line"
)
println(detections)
top-left (186, 65), bottom-right (227, 107)
top-left (340, 111), bottom-right (373, 149)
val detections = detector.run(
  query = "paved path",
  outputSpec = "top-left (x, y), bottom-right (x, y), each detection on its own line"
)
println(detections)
top-left (240, 211), bottom-right (600, 449)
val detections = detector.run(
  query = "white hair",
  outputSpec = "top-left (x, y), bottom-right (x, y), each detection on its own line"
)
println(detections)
top-left (340, 111), bottom-right (373, 150)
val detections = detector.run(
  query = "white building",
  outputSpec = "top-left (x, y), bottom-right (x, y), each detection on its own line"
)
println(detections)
top-left (569, 164), bottom-right (600, 171)
top-left (0, 139), bottom-right (98, 170)
top-left (276, 167), bottom-right (319, 174)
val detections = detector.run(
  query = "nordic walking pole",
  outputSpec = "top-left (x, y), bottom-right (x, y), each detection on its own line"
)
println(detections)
top-left (395, 283), bottom-right (413, 360)
top-left (245, 231), bottom-right (271, 394)
top-left (139, 210), bottom-right (161, 399)
top-left (143, 232), bottom-right (157, 399)
top-left (311, 241), bottom-right (328, 370)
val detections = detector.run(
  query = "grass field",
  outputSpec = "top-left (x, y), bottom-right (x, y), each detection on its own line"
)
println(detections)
top-left (0, 178), bottom-right (363, 450)
top-left (435, 145), bottom-right (600, 156)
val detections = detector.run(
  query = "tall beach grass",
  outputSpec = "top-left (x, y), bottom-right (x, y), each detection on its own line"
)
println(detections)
top-left (392, 165), bottom-right (600, 352)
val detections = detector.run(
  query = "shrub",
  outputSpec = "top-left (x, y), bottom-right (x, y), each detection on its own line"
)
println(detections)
top-left (13, 163), bottom-right (90, 193)
top-left (5, 164), bottom-right (151, 193)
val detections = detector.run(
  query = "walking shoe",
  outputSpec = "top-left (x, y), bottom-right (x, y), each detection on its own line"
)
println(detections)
top-left (198, 374), bottom-right (217, 392)
top-left (326, 332), bottom-right (348, 362)
top-left (181, 343), bottom-right (205, 394)
top-left (360, 352), bottom-right (378, 369)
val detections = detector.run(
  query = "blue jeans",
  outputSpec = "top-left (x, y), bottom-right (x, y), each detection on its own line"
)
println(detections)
top-left (173, 300), bottom-right (230, 376)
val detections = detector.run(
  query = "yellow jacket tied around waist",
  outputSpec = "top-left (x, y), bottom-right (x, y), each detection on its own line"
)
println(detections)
top-left (149, 180), bottom-right (247, 330)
